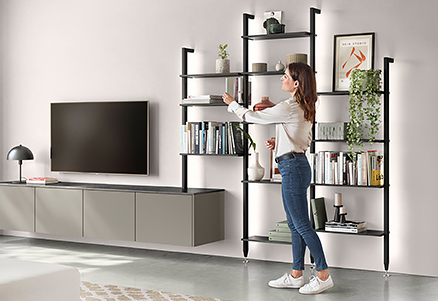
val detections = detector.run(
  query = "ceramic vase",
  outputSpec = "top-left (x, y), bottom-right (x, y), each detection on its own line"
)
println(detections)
top-left (216, 59), bottom-right (230, 73)
top-left (248, 151), bottom-right (265, 181)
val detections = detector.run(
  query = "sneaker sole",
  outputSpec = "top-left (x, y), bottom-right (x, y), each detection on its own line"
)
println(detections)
top-left (299, 282), bottom-right (334, 294)
top-left (268, 283), bottom-right (303, 289)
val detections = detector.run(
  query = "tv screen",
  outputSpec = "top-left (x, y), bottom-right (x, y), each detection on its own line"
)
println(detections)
top-left (51, 101), bottom-right (149, 175)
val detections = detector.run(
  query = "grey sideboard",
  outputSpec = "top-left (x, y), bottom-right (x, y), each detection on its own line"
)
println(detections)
top-left (0, 182), bottom-right (224, 247)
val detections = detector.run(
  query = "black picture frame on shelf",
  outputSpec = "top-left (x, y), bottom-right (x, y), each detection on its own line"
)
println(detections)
top-left (332, 32), bottom-right (375, 92)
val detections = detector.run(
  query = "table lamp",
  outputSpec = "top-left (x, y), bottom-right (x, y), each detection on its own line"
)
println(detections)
top-left (6, 144), bottom-right (34, 183)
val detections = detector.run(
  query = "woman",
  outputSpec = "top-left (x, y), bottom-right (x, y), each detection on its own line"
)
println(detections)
top-left (222, 62), bottom-right (334, 295)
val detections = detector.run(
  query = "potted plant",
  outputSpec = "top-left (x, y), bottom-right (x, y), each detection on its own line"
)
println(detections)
top-left (233, 124), bottom-right (264, 181)
top-left (216, 43), bottom-right (230, 73)
top-left (346, 68), bottom-right (382, 161)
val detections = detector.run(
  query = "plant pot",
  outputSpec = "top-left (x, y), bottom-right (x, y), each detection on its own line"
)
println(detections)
top-left (216, 59), bottom-right (230, 73)
top-left (248, 152), bottom-right (265, 181)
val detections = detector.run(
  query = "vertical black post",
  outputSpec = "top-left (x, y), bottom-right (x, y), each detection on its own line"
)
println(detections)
top-left (309, 7), bottom-right (320, 203)
top-left (309, 7), bottom-right (320, 73)
top-left (182, 48), bottom-right (194, 192)
top-left (242, 13), bottom-right (254, 260)
top-left (309, 7), bottom-right (320, 268)
top-left (383, 57), bottom-right (394, 273)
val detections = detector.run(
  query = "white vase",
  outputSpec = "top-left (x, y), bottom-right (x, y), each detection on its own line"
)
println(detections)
top-left (216, 59), bottom-right (230, 73)
top-left (248, 152), bottom-right (265, 181)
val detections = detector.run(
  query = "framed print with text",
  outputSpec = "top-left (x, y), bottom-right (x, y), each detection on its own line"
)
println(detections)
top-left (333, 33), bottom-right (375, 91)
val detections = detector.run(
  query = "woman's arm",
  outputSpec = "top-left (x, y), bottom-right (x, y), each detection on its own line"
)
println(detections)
top-left (223, 93), bottom-right (291, 124)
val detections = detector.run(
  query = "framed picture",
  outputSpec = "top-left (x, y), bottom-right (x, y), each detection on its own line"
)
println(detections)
top-left (333, 33), bottom-right (375, 91)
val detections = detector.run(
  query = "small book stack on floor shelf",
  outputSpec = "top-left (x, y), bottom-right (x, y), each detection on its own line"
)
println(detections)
top-left (268, 221), bottom-right (291, 243)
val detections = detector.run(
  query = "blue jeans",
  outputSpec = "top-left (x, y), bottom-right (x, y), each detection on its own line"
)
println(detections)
top-left (277, 153), bottom-right (328, 271)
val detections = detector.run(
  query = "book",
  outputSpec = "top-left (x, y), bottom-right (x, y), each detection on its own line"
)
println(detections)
top-left (325, 220), bottom-right (367, 233)
top-left (268, 229), bottom-right (292, 243)
top-left (310, 197), bottom-right (327, 230)
top-left (275, 220), bottom-right (290, 232)
top-left (182, 95), bottom-right (223, 104)
top-left (26, 177), bottom-right (58, 184)
top-left (371, 155), bottom-right (384, 186)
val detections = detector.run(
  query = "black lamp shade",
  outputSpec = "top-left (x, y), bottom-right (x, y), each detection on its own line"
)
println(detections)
top-left (7, 144), bottom-right (34, 161)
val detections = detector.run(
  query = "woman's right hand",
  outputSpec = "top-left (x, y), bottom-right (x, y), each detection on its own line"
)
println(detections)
top-left (265, 138), bottom-right (275, 150)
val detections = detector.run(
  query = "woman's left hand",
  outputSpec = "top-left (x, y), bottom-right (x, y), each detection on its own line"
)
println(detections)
top-left (222, 93), bottom-right (235, 105)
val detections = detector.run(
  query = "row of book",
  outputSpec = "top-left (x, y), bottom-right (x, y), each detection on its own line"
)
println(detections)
top-left (309, 150), bottom-right (384, 186)
top-left (317, 122), bottom-right (348, 140)
top-left (180, 121), bottom-right (244, 155)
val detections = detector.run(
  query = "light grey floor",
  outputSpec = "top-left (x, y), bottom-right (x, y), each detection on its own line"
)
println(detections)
top-left (0, 235), bottom-right (437, 301)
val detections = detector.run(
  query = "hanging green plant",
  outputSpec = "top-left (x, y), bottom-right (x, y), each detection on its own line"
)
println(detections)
top-left (347, 68), bottom-right (382, 160)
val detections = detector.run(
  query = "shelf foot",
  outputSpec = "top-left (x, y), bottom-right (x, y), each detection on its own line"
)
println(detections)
top-left (383, 271), bottom-right (390, 278)
top-left (243, 257), bottom-right (249, 265)
top-left (309, 264), bottom-right (316, 275)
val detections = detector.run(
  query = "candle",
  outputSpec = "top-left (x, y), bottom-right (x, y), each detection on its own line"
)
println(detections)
top-left (340, 207), bottom-right (346, 214)
top-left (335, 193), bottom-right (343, 206)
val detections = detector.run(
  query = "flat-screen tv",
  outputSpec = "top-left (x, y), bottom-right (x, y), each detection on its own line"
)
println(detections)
top-left (51, 100), bottom-right (149, 175)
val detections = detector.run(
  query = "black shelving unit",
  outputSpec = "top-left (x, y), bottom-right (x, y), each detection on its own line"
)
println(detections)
top-left (238, 7), bottom-right (394, 274)
top-left (180, 6), bottom-right (394, 274)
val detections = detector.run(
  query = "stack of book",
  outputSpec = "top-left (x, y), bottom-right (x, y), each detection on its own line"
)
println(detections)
top-left (180, 121), bottom-right (244, 155)
top-left (268, 220), bottom-right (291, 243)
top-left (26, 177), bottom-right (58, 184)
top-left (325, 220), bottom-right (367, 233)
top-left (309, 150), bottom-right (383, 186)
top-left (181, 95), bottom-right (223, 104)
top-left (317, 122), bottom-right (348, 140)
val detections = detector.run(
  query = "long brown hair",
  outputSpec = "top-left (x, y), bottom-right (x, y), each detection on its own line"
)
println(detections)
top-left (288, 62), bottom-right (317, 122)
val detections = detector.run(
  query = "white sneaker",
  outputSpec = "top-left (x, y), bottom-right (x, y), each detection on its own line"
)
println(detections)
top-left (299, 275), bottom-right (334, 294)
top-left (268, 273), bottom-right (304, 289)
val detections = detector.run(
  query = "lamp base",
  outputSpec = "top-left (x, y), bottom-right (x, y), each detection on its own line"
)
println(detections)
top-left (9, 181), bottom-right (27, 184)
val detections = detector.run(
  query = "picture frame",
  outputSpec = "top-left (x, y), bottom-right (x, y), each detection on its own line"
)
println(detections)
top-left (332, 33), bottom-right (375, 92)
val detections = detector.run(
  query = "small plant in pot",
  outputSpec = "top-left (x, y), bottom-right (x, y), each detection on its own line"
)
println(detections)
top-left (347, 68), bottom-right (382, 162)
top-left (233, 124), bottom-right (265, 181)
top-left (216, 43), bottom-right (230, 73)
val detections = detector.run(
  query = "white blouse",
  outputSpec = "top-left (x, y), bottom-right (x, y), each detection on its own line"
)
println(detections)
top-left (227, 97), bottom-right (312, 158)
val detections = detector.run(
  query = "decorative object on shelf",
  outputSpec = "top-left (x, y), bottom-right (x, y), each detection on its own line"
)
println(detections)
top-left (275, 60), bottom-right (285, 71)
top-left (269, 23), bottom-right (285, 34)
top-left (253, 96), bottom-right (275, 111)
top-left (232, 124), bottom-right (265, 181)
top-left (263, 11), bottom-right (283, 34)
top-left (339, 207), bottom-right (347, 223)
top-left (310, 197), bottom-right (327, 230)
top-left (333, 193), bottom-right (343, 222)
top-left (333, 32), bottom-right (375, 91)
top-left (216, 44), bottom-right (230, 73)
top-left (6, 144), bottom-right (34, 184)
top-left (286, 53), bottom-right (307, 65)
top-left (346, 68), bottom-right (382, 158)
top-left (252, 62), bottom-right (267, 72)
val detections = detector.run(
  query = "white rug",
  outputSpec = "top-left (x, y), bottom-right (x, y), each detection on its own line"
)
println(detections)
top-left (80, 281), bottom-right (229, 301)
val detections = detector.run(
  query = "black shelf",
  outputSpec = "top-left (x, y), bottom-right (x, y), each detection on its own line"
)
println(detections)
top-left (242, 179), bottom-right (281, 184)
top-left (316, 229), bottom-right (385, 237)
top-left (180, 153), bottom-right (243, 157)
top-left (317, 91), bottom-right (384, 96)
top-left (314, 139), bottom-right (385, 143)
top-left (242, 230), bottom-right (385, 245)
top-left (180, 102), bottom-right (228, 107)
top-left (311, 183), bottom-right (385, 188)
top-left (242, 31), bottom-right (311, 41)
top-left (241, 70), bottom-right (283, 76)
top-left (180, 72), bottom-right (241, 79)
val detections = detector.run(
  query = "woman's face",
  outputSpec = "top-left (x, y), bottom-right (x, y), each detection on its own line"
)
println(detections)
top-left (281, 68), bottom-right (299, 94)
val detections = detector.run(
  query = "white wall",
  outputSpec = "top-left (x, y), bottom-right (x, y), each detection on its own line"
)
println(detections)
top-left (1, 0), bottom-right (437, 277)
